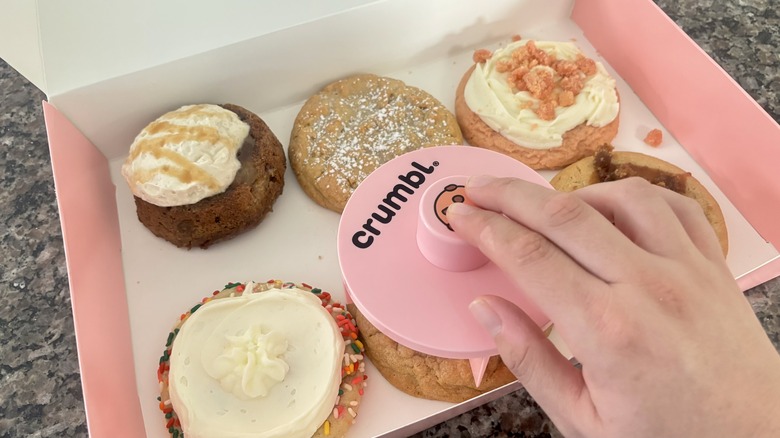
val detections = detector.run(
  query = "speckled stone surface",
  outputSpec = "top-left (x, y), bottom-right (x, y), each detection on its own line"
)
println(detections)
top-left (0, 1), bottom-right (777, 437)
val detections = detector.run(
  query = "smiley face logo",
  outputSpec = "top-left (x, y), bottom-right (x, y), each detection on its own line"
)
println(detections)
top-left (433, 184), bottom-right (468, 231)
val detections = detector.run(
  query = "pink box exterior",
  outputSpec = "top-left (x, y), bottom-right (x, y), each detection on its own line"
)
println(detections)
top-left (572, 0), bottom-right (780, 289)
top-left (43, 0), bottom-right (780, 436)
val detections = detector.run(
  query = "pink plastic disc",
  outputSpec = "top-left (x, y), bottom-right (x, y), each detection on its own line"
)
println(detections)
top-left (338, 146), bottom-right (552, 359)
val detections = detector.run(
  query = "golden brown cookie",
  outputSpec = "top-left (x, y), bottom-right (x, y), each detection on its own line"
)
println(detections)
top-left (132, 104), bottom-right (286, 248)
top-left (347, 304), bottom-right (517, 403)
top-left (157, 281), bottom-right (366, 438)
top-left (289, 74), bottom-right (463, 213)
top-left (455, 39), bottom-right (621, 170)
top-left (550, 147), bottom-right (729, 256)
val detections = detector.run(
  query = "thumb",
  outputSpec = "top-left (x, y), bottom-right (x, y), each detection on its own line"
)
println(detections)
top-left (469, 295), bottom-right (594, 435)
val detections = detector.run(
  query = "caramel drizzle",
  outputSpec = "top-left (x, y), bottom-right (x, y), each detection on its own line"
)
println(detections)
top-left (130, 106), bottom-right (243, 189)
top-left (169, 104), bottom-right (234, 121)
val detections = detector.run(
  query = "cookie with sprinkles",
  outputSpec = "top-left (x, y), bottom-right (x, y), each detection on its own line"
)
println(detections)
top-left (289, 74), bottom-right (463, 213)
top-left (157, 280), bottom-right (366, 438)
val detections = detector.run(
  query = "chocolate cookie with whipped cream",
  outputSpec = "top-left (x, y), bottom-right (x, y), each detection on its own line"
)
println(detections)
top-left (455, 38), bottom-right (620, 170)
top-left (121, 103), bottom-right (286, 248)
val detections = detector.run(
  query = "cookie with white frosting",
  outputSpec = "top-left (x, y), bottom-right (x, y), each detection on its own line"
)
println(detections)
top-left (121, 103), bottom-right (285, 248)
top-left (455, 38), bottom-right (620, 170)
top-left (157, 280), bottom-right (366, 438)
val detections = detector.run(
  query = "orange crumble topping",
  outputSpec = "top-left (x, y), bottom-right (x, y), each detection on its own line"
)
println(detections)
top-left (644, 129), bottom-right (663, 147)
top-left (472, 38), bottom-right (601, 120)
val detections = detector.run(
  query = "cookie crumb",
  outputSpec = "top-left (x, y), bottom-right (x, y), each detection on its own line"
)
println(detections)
top-left (644, 129), bottom-right (663, 147)
top-left (560, 75), bottom-right (585, 95)
top-left (553, 60), bottom-right (579, 77)
top-left (495, 59), bottom-right (513, 73)
top-left (473, 49), bottom-right (493, 64)
top-left (558, 90), bottom-right (576, 107)
top-left (575, 55), bottom-right (597, 76)
top-left (523, 68), bottom-right (554, 100)
top-left (536, 100), bottom-right (556, 121)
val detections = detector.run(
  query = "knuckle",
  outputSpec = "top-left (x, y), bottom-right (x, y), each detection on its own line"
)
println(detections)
top-left (496, 176), bottom-right (519, 189)
top-left (506, 231), bottom-right (554, 267)
top-left (585, 293), bottom-right (638, 350)
top-left (620, 176), bottom-right (653, 191)
top-left (542, 192), bottom-right (587, 229)
top-left (613, 177), bottom-right (654, 200)
top-left (591, 310), bottom-right (639, 351)
top-left (477, 215), bottom-right (507, 252)
top-left (495, 177), bottom-right (535, 199)
top-left (638, 268), bottom-right (693, 316)
top-left (678, 195), bottom-right (704, 216)
top-left (478, 215), bottom-right (556, 269)
top-left (499, 343), bottom-right (534, 381)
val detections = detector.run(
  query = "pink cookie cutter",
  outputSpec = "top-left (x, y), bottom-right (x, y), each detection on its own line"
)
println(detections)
top-left (337, 146), bottom-right (552, 386)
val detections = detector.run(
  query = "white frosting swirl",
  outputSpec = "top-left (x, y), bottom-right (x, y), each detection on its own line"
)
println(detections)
top-left (169, 286), bottom-right (344, 438)
top-left (205, 326), bottom-right (289, 400)
top-left (464, 40), bottom-right (619, 149)
top-left (121, 104), bottom-right (249, 206)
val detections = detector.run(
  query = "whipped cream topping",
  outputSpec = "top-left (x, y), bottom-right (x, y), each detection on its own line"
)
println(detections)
top-left (169, 286), bottom-right (345, 438)
top-left (464, 40), bottom-right (619, 149)
top-left (121, 104), bottom-right (249, 206)
top-left (205, 326), bottom-right (289, 400)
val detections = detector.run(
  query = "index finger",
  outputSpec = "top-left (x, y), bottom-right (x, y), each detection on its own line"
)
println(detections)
top-left (464, 176), bottom-right (648, 283)
top-left (447, 201), bottom-right (606, 345)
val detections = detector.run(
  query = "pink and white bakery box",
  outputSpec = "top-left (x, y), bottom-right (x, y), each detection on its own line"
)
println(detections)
top-left (11, 0), bottom-right (780, 436)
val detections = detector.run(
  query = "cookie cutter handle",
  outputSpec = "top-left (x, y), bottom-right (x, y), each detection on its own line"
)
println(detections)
top-left (416, 175), bottom-right (489, 272)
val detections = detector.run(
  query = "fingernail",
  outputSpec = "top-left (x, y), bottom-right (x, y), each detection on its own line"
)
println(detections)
top-left (446, 202), bottom-right (477, 217)
top-left (469, 298), bottom-right (502, 336)
top-left (467, 175), bottom-right (496, 188)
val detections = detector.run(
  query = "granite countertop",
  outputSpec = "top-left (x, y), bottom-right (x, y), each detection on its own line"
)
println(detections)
top-left (1, 1), bottom-right (778, 437)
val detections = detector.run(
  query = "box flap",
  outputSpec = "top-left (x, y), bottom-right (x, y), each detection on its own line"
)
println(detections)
top-left (34, 0), bottom-right (382, 96)
top-left (0, 0), bottom-right (46, 92)
top-left (47, 0), bottom-right (573, 161)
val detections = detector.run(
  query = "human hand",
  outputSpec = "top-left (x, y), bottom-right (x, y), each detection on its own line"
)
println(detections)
top-left (447, 175), bottom-right (780, 438)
